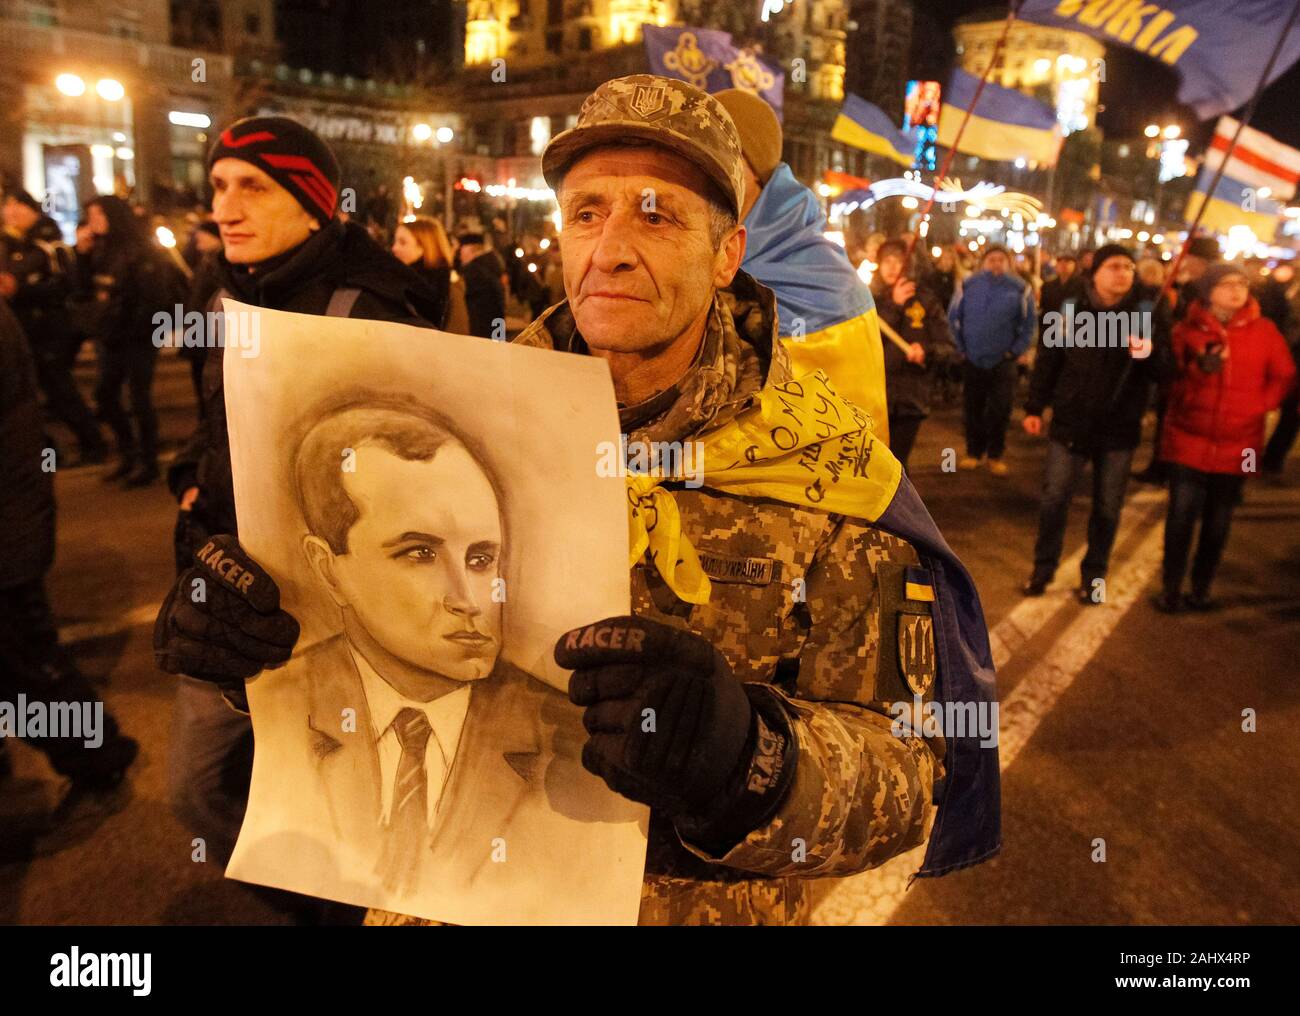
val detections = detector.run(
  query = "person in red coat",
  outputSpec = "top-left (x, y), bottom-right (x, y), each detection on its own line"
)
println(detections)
top-left (1155, 264), bottom-right (1296, 611)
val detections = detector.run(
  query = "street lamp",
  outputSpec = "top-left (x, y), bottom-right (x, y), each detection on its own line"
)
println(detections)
top-left (1144, 124), bottom-right (1160, 138)
top-left (55, 73), bottom-right (86, 96)
top-left (412, 122), bottom-right (433, 142)
top-left (435, 126), bottom-right (454, 144)
top-left (1163, 124), bottom-right (1181, 140)
top-left (96, 78), bottom-right (125, 101)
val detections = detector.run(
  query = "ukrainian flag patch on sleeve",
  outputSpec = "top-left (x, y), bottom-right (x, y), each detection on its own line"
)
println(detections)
top-left (904, 565), bottom-right (935, 603)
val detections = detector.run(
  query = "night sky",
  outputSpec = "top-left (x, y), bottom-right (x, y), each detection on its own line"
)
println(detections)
top-left (910, 0), bottom-right (1300, 150)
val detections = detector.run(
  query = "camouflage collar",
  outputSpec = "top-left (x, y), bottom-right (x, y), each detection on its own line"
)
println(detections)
top-left (513, 269), bottom-right (786, 445)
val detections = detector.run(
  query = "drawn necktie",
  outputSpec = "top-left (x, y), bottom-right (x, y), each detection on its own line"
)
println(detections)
top-left (378, 706), bottom-right (433, 894)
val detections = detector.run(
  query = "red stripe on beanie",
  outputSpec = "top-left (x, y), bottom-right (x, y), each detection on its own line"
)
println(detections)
top-left (220, 128), bottom-right (278, 148)
top-left (259, 153), bottom-right (338, 217)
top-left (258, 153), bottom-right (338, 216)
top-left (289, 172), bottom-right (336, 218)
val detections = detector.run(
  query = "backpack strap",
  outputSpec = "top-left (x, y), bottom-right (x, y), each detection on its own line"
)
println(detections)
top-left (209, 285), bottom-right (360, 316)
top-left (326, 287), bottom-right (362, 318)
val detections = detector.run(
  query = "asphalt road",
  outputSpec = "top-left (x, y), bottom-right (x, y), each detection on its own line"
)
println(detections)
top-left (3, 354), bottom-right (1297, 925)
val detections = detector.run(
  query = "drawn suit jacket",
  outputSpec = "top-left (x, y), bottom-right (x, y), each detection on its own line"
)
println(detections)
top-left (251, 632), bottom-right (606, 895)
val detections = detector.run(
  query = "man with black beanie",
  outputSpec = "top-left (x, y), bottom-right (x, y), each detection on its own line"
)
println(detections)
top-left (1021, 244), bottom-right (1174, 602)
top-left (156, 115), bottom-right (444, 871)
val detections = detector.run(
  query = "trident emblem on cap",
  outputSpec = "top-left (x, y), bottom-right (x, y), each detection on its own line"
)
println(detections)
top-left (629, 83), bottom-right (668, 118)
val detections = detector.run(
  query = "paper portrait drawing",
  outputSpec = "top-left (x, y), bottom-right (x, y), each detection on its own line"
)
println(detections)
top-left (221, 302), bottom-right (648, 926)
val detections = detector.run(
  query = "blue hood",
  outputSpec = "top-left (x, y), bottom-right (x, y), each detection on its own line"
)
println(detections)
top-left (740, 163), bottom-right (874, 336)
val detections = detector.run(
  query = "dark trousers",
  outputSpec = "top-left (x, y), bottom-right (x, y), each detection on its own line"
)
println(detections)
top-left (0, 578), bottom-right (126, 783)
top-left (962, 360), bottom-right (1017, 460)
top-left (1031, 440), bottom-right (1134, 583)
top-left (1262, 385), bottom-right (1299, 472)
top-left (1137, 386), bottom-right (1171, 476)
top-left (29, 326), bottom-right (106, 455)
top-left (1162, 464), bottom-right (1246, 596)
top-left (94, 340), bottom-right (159, 464)
top-left (888, 412), bottom-right (924, 471)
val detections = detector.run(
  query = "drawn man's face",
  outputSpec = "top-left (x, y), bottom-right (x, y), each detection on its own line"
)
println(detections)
top-left (308, 442), bottom-right (503, 684)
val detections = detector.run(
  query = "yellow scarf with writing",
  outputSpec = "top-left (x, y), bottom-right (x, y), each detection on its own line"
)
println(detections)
top-left (625, 370), bottom-right (902, 604)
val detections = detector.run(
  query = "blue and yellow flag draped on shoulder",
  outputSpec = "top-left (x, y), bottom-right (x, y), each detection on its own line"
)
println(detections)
top-left (626, 370), bottom-right (1002, 877)
top-left (739, 162), bottom-right (891, 444)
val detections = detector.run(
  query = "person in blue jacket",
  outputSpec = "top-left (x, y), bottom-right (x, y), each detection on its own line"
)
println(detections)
top-left (948, 245), bottom-right (1036, 475)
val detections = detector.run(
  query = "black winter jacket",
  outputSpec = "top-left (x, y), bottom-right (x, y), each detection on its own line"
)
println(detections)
top-left (0, 301), bottom-right (55, 587)
top-left (1025, 282), bottom-right (1174, 453)
top-left (871, 278), bottom-right (955, 419)
top-left (461, 250), bottom-right (506, 338)
top-left (166, 219), bottom-right (441, 542)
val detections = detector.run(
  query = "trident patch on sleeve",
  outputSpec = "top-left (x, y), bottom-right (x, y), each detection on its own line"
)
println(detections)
top-left (876, 562), bottom-right (939, 702)
top-left (898, 612), bottom-right (936, 696)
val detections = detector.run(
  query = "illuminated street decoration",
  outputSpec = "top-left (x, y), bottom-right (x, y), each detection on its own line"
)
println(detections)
top-left (830, 176), bottom-right (1042, 220)
top-left (457, 176), bottom-right (555, 202)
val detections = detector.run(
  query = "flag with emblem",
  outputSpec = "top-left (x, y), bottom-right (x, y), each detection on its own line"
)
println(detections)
top-left (643, 24), bottom-right (784, 120)
top-left (1019, 0), bottom-right (1300, 120)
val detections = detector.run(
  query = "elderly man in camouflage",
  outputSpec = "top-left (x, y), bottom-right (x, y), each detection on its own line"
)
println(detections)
top-left (159, 75), bottom-right (1000, 925)
top-left (378, 76), bottom-right (1002, 925)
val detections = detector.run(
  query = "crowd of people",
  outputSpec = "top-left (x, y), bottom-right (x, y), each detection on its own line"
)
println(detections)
top-left (0, 74), bottom-right (1297, 924)
top-left (849, 229), bottom-right (1297, 610)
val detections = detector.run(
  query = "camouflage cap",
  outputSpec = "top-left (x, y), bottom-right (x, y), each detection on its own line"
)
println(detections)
top-left (542, 74), bottom-right (746, 218)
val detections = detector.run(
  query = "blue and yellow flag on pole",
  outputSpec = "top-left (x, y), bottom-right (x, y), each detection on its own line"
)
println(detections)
top-left (938, 68), bottom-right (1062, 167)
top-left (1184, 168), bottom-right (1286, 240)
top-left (1019, 0), bottom-right (1300, 120)
top-left (831, 94), bottom-right (916, 168)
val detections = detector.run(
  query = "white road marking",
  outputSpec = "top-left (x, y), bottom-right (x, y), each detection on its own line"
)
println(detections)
top-left (53, 484), bottom-right (1175, 924)
top-left (59, 602), bottom-right (163, 644)
top-left (812, 495), bottom-right (1168, 926)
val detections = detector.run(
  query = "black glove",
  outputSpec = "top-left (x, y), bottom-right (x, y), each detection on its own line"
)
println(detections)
top-left (555, 616), bottom-right (796, 847)
top-left (154, 534), bottom-right (299, 687)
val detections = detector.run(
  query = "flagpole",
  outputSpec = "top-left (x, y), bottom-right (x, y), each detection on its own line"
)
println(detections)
top-left (903, 0), bottom-right (1024, 267)
top-left (1158, 0), bottom-right (1300, 309)
top-left (1036, 160), bottom-right (1057, 279)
